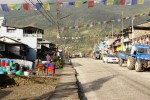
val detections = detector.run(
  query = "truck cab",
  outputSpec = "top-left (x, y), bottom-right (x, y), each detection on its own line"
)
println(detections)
top-left (127, 44), bottom-right (150, 72)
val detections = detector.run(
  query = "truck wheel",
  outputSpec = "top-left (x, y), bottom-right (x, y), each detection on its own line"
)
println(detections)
top-left (119, 58), bottom-right (123, 67)
top-left (127, 56), bottom-right (135, 70)
top-left (135, 61), bottom-right (144, 72)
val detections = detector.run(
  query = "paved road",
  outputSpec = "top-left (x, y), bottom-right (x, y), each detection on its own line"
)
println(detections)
top-left (72, 58), bottom-right (150, 100)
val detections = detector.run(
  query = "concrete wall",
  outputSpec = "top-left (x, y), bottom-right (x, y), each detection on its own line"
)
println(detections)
top-left (0, 26), bottom-right (23, 38)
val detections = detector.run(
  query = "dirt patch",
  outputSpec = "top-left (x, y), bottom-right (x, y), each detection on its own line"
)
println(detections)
top-left (0, 69), bottom-right (62, 100)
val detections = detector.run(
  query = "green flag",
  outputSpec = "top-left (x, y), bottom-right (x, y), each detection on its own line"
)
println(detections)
top-left (16, 4), bottom-right (22, 10)
top-left (113, 0), bottom-right (119, 5)
top-left (82, 0), bottom-right (88, 4)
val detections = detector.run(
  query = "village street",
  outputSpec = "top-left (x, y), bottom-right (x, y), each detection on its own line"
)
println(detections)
top-left (72, 58), bottom-right (150, 100)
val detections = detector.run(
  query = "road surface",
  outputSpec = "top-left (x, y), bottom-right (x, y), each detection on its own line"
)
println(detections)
top-left (72, 58), bottom-right (150, 100)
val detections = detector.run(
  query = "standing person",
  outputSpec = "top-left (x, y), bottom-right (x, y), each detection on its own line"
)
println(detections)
top-left (46, 54), bottom-right (51, 61)
top-left (47, 60), bottom-right (56, 76)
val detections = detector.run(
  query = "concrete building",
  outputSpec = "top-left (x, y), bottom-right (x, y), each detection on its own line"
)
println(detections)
top-left (0, 17), bottom-right (54, 61)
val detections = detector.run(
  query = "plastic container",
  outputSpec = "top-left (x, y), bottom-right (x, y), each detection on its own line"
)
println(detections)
top-left (1, 59), bottom-right (5, 67)
top-left (24, 71), bottom-right (29, 76)
top-left (15, 71), bottom-right (23, 76)
top-left (5, 59), bottom-right (9, 66)
top-left (9, 60), bottom-right (14, 67)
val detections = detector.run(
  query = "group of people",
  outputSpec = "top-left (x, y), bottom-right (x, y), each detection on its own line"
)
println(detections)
top-left (36, 54), bottom-right (56, 76)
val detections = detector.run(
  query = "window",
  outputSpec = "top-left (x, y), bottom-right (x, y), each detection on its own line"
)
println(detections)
top-left (7, 29), bottom-right (16, 33)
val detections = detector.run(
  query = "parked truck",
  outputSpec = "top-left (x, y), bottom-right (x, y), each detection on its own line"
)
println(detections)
top-left (118, 44), bottom-right (150, 72)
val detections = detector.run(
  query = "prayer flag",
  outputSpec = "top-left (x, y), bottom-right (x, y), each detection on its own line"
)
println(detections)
top-left (36, 3), bottom-right (42, 10)
top-left (8, 4), bottom-right (16, 10)
top-left (138, 0), bottom-right (144, 4)
top-left (43, 3), bottom-right (50, 10)
top-left (119, 0), bottom-right (126, 5)
top-left (132, 0), bottom-right (137, 5)
top-left (113, 0), bottom-right (119, 5)
top-left (69, 2), bottom-right (75, 6)
top-left (16, 4), bottom-right (22, 10)
top-left (82, 0), bottom-right (88, 4)
top-left (1, 4), bottom-right (9, 12)
top-left (88, 1), bottom-right (94, 8)
top-left (101, 0), bottom-right (107, 4)
top-left (107, 0), bottom-right (114, 5)
top-left (56, 2), bottom-right (63, 5)
top-left (125, 0), bottom-right (132, 5)
top-left (23, 3), bottom-right (30, 10)
top-left (75, 1), bottom-right (82, 7)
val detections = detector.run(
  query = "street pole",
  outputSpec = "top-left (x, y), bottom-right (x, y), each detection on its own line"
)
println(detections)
top-left (132, 17), bottom-right (134, 45)
top-left (112, 23), bottom-right (113, 39)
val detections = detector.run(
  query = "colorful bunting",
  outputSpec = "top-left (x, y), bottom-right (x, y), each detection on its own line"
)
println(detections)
top-left (119, 0), bottom-right (126, 5)
top-left (36, 3), bottom-right (43, 10)
top-left (23, 3), bottom-right (30, 10)
top-left (7, 4), bottom-right (16, 10)
top-left (1, 4), bottom-right (9, 12)
top-left (75, 1), bottom-right (82, 7)
top-left (43, 3), bottom-right (50, 10)
top-left (106, 0), bottom-right (114, 5)
top-left (138, 0), bottom-right (144, 4)
top-left (132, 0), bottom-right (138, 5)
top-left (61, 11), bottom-right (149, 31)
top-left (113, 0), bottom-right (119, 5)
top-left (0, 0), bottom-right (145, 12)
top-left (16, 4), bottom-right (22, 10)
top-left (69, 2), bottom-right (75, 6)
top-left (88, 1), bottom-right (94, 8)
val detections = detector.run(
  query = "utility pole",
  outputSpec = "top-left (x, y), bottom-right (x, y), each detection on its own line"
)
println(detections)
top-left (56, 5), bottom-right (60, 46)
top-left (112, 23), bottom-right (113, 39)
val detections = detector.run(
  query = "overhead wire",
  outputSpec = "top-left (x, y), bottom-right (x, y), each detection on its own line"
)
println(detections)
top-left (28, 0), bottom-right (55, 25)
top-left (37, 0), bottom-right (57, 25)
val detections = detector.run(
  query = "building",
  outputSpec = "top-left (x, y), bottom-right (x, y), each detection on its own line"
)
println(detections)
top-left (0, 17), bottom-right (56, 61)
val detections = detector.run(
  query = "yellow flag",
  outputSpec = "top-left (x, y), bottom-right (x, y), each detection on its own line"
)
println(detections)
top-left (8, 4), bottom-right (16, 10)
top-left (138, 0), bottom-right (144, 4)
top-left (43, 3), bottom-right (50, 10)
top-left (106, 0), bottom-right (114, 5)
top-left (75, 1), bottom-right (82, 7)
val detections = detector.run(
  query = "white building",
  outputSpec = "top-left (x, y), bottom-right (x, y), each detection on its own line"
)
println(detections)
top-left (0, 17), bottom-right (51, 61)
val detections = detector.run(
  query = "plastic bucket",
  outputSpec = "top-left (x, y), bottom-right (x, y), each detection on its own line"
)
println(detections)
top-left (5, 59), bottom-right (9, 66)
top-left (9, 60), bottom-right (14, 67)
top-left (1, 59), bottom-right (5, 67)
top-left (24, 71), bottom-right (29, 76)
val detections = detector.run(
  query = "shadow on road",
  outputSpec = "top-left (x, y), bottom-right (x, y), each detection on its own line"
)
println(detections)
top-left (72, 63), bottom-right (82, 67)
top-left (78, 75), bottom-right (117, 100)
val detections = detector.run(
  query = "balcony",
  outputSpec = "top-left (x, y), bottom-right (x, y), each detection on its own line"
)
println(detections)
top-left (23, 34), bottom-right (43, 38)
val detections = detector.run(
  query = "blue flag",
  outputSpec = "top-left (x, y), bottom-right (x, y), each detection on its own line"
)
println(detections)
top-left (101, 0), bottom-right (107, 5)
top-left (1, 4), bottom-right (10, 12)
top-left (132, 0), bottom-right (137, 5)
top-left (69, 2), bottom-right (75, 5)
top-left (36, 3), bottom-right (43, 10)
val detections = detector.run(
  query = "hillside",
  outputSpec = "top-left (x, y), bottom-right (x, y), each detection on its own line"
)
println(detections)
top-left (0, 1), bottom-right (150, 54)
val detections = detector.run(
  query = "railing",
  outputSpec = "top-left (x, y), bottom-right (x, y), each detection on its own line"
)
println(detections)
top-left (23, 34), bottom-right (43, 38)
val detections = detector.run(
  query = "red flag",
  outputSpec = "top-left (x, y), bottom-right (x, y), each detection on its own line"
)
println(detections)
top-left (119, 0), bottom-right (125, 5)
top-left (23, 3), bottom-right (30, 10)
top-left (88, 1), bottom-right (94, 8)
top-left (56, 2), bottom-right (63, 5)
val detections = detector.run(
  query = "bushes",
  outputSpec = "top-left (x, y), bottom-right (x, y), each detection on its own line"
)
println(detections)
top-left (53, 58), bottom-right (65, 69)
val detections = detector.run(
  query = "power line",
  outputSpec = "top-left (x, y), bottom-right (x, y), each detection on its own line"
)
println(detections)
top-left (28, 0), bottom-right (55, 25)
top-left (37, 0), bottom-right (56, 25)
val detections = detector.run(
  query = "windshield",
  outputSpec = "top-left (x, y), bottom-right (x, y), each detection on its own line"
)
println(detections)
top-left (137, 48), bottom-right (150, 54)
